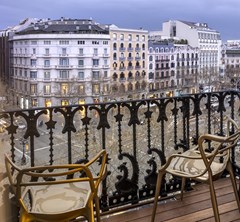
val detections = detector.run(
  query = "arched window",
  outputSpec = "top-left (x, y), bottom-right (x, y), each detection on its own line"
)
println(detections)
top-left (136, 81), bottom-right (140, 90)
top-left (155, 48), bottom-right (159, 53)
top-left (113, 73), bottom-right (118, 80)
top-left (113, 43), bottom-right (117, 50)
top-left (142, 52), bottom-right (145, 59)
top-left (149, 72), bottom-right (154, 79)
top-left (120, 83), bottom-right (125, 92)
top-left (113, 62), bottom-right (117, 68)
top-left (149, 47), bottom-right (153, 53)
top-left (149, 63), bottom-right (153, 69)
top-left (120, 72), bottom-right (125, 79)
top-left (120, 43), bottom-right (124, 48)
top-left (128, 43), bottom-right (132, 48)
top-left (149, 55), bottom-right (153, 61)
top-left (128, 72), bottom-right (133, 79)
top-left (141, 81), bottom-right (146, 89)
top-left (142, 61), bottom-right (145, 68)
top-left (112, 84), bottom-right (118, 92)
top-left (142, 43), bottom-right (145, 50)
top-left (128, 83), bottom-right (133, 91)
top-left (113, 53), bottom-right (117, 60)
top-left (142, 70), bottom-right (146, 76)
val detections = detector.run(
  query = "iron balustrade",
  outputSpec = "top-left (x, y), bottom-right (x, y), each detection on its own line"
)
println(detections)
top-left (1, 90), bottom-right (240, 212)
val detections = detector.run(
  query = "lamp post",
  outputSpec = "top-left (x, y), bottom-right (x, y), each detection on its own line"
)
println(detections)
top-left (20, 138), bottom-right (28, 165)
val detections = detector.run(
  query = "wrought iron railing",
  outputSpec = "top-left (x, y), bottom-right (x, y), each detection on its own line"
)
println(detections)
top-left (1, 90), bottom-right (240, 212)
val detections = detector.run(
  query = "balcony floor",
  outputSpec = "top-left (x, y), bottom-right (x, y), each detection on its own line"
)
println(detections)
top-left (101, 178), bottom-right (240, 222)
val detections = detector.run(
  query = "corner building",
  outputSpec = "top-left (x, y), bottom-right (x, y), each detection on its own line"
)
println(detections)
top-left (10, 18), bottom-right (111, 108)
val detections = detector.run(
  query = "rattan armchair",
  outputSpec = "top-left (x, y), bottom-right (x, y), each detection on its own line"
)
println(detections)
top-left (151, 118), bottom-right (240, 222)
top-left (5, 150), bottom-right (107, 222)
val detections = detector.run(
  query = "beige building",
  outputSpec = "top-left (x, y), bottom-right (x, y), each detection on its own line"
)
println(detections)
top-left (109, 25), bottom-right (148, 100)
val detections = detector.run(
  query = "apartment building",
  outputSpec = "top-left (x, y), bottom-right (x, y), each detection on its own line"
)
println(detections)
top-left (7, 18), bottom-right (111, 108)
top-left (221, 42), bottom-right (240, 89)
top-left (160, 20), bottom-right (221, 87)
top-left (109, 26), bottom-right (148, 100)
top-left (148, 40), bottom-right (199, 97)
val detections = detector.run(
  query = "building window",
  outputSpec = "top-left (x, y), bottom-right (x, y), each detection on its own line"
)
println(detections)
top-left (93, 59), bottom-right (99, 66)
top-left (142, 35), bottom-right (145, 41)
top-left (59, 58), bottom-right (69, 66)
top-left (33, 48), bottom-right (36, 55)
top-left (92, 41), bottom-right (99, 45)
top-left (31, 59), bottom-right (36, 66)
top-left (45, 48), bottom-right (49, 55)
top-left (61, 83), bottom-right (69, 95)
top-left (128, 34), bottom-right (132, 41)
top-left (120, 34), bottom-right (124, 41)
top-left (93, 71), bottom-right (100, 79)
top-left (93, 48), bottom-right (98, 55)
top-left (78, 85), bottom-right (85, 94)
top-left (44, 71), bottom-right (50, 80)
top-left (44, 41), bottom-right (51, 45)
top-left (61, 100), bottom-right (69, 106)
top-left (44, 85), bottom-right (51, 95)
top-left (79, 48), bottom-right (84, 55)
top-left (30, 71), bottom-right (37, 79)
top-left (113, 33), bottom-right (117, 40)
top-left (30, 84), bottom-right (37, 94)
top-left (61, 48), bottom-right (67, 55)
top-left (78, 71), bottom-right (84, 80)
top-left (59, 40), bottom-right (69, 45)
top-left (104, 71), bottom-right (108, 78)
top-left (136, 35), bottom-right (139, 41)
top-left (44, 60), bottom-right (50, 67)
top-left (59, 70), bottom-right (69, 79)
top-left (78, 40), bottom-right (85, 45)
top-left (113, 43), bottom-right (117, 50)
top-left (92, 84), bottom-right (100, 94)
top-left (78, 60), bottom-right (84, 67)
top-left (31, 41), bottom-right (37, 45)
top-left (104, 48), bottom-right (108, 55)
top-left (103, 41), bottom-right (108, 45)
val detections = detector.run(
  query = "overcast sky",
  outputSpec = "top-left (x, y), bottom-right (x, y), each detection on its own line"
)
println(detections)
top-left (0, 0), bottom-right (239, 41)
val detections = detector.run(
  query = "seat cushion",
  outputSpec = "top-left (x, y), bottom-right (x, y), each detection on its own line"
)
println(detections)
top-left (25, 181), bottom-right (91, 214)
top-left (167, 150), bottom-right (226, 180)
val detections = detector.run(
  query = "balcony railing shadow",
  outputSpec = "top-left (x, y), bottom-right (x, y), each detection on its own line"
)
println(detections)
top-left (1, 90), bottom-right (240, 219)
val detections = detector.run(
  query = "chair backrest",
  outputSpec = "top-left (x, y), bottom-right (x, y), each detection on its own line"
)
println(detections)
top-left (198, 117), bottom-right (240, 177)
top-left (5, 150), bottom-right (107, 206)
top-left (5, 154), bottom-right (22, 195)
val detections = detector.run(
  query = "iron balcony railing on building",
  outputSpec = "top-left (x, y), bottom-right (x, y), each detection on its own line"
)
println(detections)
top-left (1, 90), bottom-right (240, 214)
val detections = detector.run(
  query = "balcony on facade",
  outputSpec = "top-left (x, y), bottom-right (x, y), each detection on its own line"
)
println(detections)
top-left (135, 47), bottom-right (141, 52)
top-left (127, 47), bottom-right (133, 52)
top-left (55, 65), bottom-right (73, 69)
top-left (1, 90), bottom-right (240, 221)
top-left (119, 47), bottom-right (126, 52)
top-left (119, 67), bottom-right (126, 71)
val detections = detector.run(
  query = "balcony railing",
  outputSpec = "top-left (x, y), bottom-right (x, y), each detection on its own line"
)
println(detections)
top-left (1, 90), bottom-right (240, 214)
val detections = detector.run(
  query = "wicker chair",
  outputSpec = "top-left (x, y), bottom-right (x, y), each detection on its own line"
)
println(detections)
top-left (151, 118), bottom-right (240, 222)
top-left (5, 150), bottom-right (107, 222)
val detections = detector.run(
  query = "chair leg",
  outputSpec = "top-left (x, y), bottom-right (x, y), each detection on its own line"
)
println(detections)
top-left (180, 177), bottom-right (186, 201)
top-left (19, 209), bottom-right (32, 222)
top-left (88, 201), bottom-right (95, 222)
top-left (95, 196), bottom-right (101, 222)
top-left (226, 161), bottom-right (240, 211)
top-left (151, 171), bottom-right (164, 222)
top-left (209, 177), bottom-right (220, 222)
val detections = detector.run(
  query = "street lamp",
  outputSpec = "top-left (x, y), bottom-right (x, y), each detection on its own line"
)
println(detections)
top-left (20, 138), bottom-right (28, 165)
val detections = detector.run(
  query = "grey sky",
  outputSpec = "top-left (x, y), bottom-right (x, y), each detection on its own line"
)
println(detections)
top-left (0, 0), bottom-right (239, 41)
